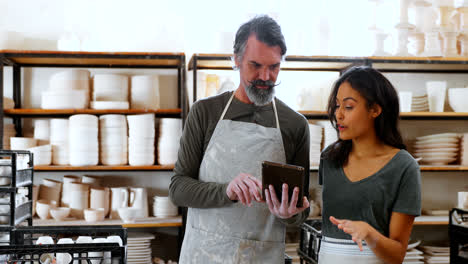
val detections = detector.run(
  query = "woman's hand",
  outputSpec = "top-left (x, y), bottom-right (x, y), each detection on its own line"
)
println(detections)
top-left (329, 216), bottom-right (374, 251)
top-left (226, 173), bottom-right (262, 206)
top-left (265, 183), bottom-right (310, 219)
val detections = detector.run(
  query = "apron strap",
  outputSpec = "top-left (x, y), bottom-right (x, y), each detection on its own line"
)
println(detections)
top-left (219, 92), bottom-right (281, 130)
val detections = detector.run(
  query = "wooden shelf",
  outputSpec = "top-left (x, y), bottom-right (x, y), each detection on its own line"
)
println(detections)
top-left (34, 165), bottom-right (174, 171)
top-left (3, 108), bottom-right (182, 117)
top-left (414, 215), bottom-right (448, 225)
top-left (33, 216), bottom-right (182, 228)
top-left (189, 54), bottom-right (361, 71)
top-left (0, 50), bottom-right (185, 68)
top-left (300, 111), bottom-right (468, 120)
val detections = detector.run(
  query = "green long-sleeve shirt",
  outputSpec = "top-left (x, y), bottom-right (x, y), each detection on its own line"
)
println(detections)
top-left (169, 91), bottom-right (310, 226)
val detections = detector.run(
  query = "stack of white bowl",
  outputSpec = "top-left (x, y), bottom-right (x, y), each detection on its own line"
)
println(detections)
top-left (27, 144), bottom-right (52, 165)
top-left (316, 121), bottom-right (338, 150)
top-left (91, 74), bottom-right (129, 110)
top-left (50, 119), bottom-right (69, 165)
top-left (69, 115), bottom-right (98, 166)
top-left (157, 118), bottom-right (182, 165)
top-left (3, 124), bottom-right (16, 150)
top-left (131, 75), bottom-right (160, 109)
top-left (99, 115), bottom-right (128, 165)
top-left (10, 137), bottom-right (37, 150)
top-left (41, 70), bottom-right (89, 109)
top-left (33, 119), bottom-right (50, 145)
top-left (413, 133), bottom-right (460, 165)
top-left (153, 196), bottom-right (178, 217)
top-left (308, 123), bottom-right (323, 167)
top-left (127, 114), bottom-right (155, 166)
top-left (460, 134), bottom-right (468, 166)
top-left (412, 94), bottom-right (429, 112)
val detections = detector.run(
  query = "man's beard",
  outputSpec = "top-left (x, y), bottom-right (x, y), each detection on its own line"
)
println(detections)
top-left (245, 79), bottom-right (276, 106)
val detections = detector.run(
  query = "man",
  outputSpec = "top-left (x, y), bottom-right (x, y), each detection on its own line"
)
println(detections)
top-left (169, 15), bottom-right (310, 264)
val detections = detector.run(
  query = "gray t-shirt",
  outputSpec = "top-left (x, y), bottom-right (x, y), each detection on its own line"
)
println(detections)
top-left (318, 149), bottom-right (421, 239)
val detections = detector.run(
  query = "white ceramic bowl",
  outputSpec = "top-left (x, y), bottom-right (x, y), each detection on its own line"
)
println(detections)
top-left (10, 137), bottom-right (37, 150)
top-left (69, 152), bottom-right (99, 166)
top-left (99, 114), bottom-right (127, 128)
top-left (91, 101), bottom-right (129, 110)
top-left (84, 208), bottom-right (105, 222)
top-left (36, 200), bottom-right (57, 220)
top-left (69, 114), bottom-right (98, 127)
top-left (50, 207), bottom-right (71, 221)
top-left (41, 90), bottom-right (87, 109)
top-left (448, 88), bottom-right (468, 112)
top-left (117, 207), bottom-right (139, 223)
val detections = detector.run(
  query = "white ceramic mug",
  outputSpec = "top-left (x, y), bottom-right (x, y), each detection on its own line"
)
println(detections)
top-left (458, 192), bottom-right (468, 209)
top-left (129, 187), bottom-right (148, 218)
top-left (110, 187), bottom-right (129, 219)
top-left (61, 175), bottom-right (81, 207)
top-left (398, 91), bottom-right (412, 112)
top-left (90, 187), bottom-right (110, 217)
top-left (426, 81), bottom-right (447, 112)
top-left (69, 182), bottom-right (90, 219)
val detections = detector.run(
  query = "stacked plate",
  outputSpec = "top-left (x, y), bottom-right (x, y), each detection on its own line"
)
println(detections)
top-left (157, 118), bottom-right (182, 165)
top-left (461, 134), bottom-right (468, 166)
top-left (50, 119), bottom-right (69, 165)
top-left (99, 114), bottom-right (128, 165)
top-left (308, 123), bottom-right (323, 167)
top-left (33, 119), bottom-right (50, 145)
top-left (128, 114), bottom-right (155, 166)
top-left (91, 101), bottom-right (129, 110)
top-left (404, 240), bottom-right (423, 263)
top-left (127, 232), bottom-right (154, 264)
top-left (420, 246), bottom-right (449, 264)
top-left (413, 133), bottom-right (460, 165)
top-left (42, 70), bottom-right (90, 109)
top-left (69, 115), bottom-right (98, 166)
top-left (131, 75), bottom-right (160, 109)
top-left (411, 94), bottom-right (429, 112)
top-left (27, 144), bottom-right (52, 165)
top-left (3, 124), bottom-right (16, 150)
top-left (153, 196), bottom-right (178, 217)
top-left (316, 121), bottom-right (338, 150)
top-left (92, 74), bottom-right (128, 107)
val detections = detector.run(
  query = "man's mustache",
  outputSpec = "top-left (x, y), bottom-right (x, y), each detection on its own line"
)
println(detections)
top-left (248, 79), bottom-right (280, 89)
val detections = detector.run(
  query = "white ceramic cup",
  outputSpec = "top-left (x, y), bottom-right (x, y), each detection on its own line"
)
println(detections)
top-left (426, 81), bottom-right (447, 112)
top-left (90, 187), bottom-right (110, 217)
top-left (458, 192), bottom-right (468, 209)
top-left (398, 91), bottom-right (412, 112)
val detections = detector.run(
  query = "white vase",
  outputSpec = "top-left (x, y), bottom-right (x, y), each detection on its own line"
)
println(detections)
top-left (422, 29), bottom-right (443, 56)
top-left (394, 24), bottom-right (415, 56)
top-left (372, 31), bottom-right (391, 56)
top-left (441, 30), bottom-right (459, 56)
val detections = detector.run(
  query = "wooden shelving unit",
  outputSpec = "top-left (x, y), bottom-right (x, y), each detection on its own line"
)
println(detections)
top-left (3, 108), bottom-right (182, 117)
top-left (300, 111), bottom-right (468, 120)
top-left (34, 165), bottom-right (174, 171)
top-left (33, 216), bottom-right (182, 228)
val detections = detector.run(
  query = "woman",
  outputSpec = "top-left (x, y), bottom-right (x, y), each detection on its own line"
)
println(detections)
top-left (318, 66), bottom-right (421, 264)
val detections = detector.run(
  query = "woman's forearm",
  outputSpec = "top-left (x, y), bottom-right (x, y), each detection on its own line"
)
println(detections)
top-left (365, 227), bottom-right (406, 264)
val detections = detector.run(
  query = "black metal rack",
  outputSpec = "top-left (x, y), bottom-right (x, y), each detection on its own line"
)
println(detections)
top-left (298, 219), bottom-right (322, 264)
top-left (0, 150), bottom-right (33, 239)
top-left (0, 225), bottom-right (127, 263)
top-left (449, 208), bottom-right (468, 264)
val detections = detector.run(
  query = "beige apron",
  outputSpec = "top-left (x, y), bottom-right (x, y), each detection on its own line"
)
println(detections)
top-left (318, 236), bottom-right (385, 264)
top-left (179, 93), bottom-right (287, 264)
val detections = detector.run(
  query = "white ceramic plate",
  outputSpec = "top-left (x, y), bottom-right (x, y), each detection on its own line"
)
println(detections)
top-left (407, 240), bottom-right (421, 250)
top-left (415, 137), bottom-right (459, 145)
top-left (414, 142), bottom-right (459, 149)
top-left (414, 152), bottom-right (458, 158)
top-left (416, 133), bottom-right (459, 141)
top-left (420, 156), bottom-right (457, 165)
top-left (412, 147), bottom-right (458, 153)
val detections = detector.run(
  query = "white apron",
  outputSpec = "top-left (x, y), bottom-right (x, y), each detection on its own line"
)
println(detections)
top-left (179, 93), bottom-right (287, 264)
top-left (318, 236), bottom-right (385, 264)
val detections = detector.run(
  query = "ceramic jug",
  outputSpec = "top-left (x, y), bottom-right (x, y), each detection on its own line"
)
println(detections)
top-left (110, 187), bottom-right (128, 219)
top-left (129, 187), bottom-right (148, 218)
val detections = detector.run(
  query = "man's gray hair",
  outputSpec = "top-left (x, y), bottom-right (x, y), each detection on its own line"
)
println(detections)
top-left (232, 15), bottom-right (287, 69)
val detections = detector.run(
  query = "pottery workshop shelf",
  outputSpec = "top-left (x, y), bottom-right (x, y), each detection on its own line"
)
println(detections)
top-left (3, 108), bottom-right (182, 118)
top-left (33, 165), bottom-right (175, 171)
top-left (33, 215), bottom-right (182, 228)
top-left (414, 215), bottom-right (448, 226)
top-left (299, 111), bottom-right (468, 120)
top-left (368, 56), bottom-right (468, 72)
top-left (0, 50), bottom-right (185, 68)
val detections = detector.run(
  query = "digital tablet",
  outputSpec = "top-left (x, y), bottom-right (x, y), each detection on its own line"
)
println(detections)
top-left (262, 161), bottom-right (305, 207)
